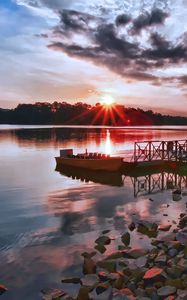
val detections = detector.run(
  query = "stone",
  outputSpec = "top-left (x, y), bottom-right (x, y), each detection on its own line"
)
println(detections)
top-left (0, 285), bottom-right (8, 296)
top-left (102, 230), bottom-right (110, 234)
top-left (127, 282), bottom-right (136, 291)
top-left (96, 283), bottom-right (109, 295)
top-left (104, 251), bottom-right (123, 260)
top-left (135, 256), bottom-right (148, 268)
top-left (167, 241), bottom-right (182, 250)
top-left (128, 222), bottom-right (136, 231)
top-left (180, 213), bottom-right (186, 219)
top-left (95, 236), bottom-right (111, 245)
top-left (166, 267), bottom-right (183, 279)
top-left (143, 268), bottom-right (163, 280)
top-left (137, 221), bottom-right (158, 238)
top-left (165, 279), bottom-right (184, 289)
top-left (125, 248), bottom-right (149, 259)
top-left (95, 244), bottom-right (106, 254)
top-left (83, 258), bottom-right (96, 275)
top-left (81, 251), bottom-right (96, 259)
top-left (61, 277), bottom-right (81, 284)
top-left (176, 232), bottom-right (187, 244)
top-left (76, 287), bottom-right (90, 300)
top-left (154, 255), bottom-right (167, 265)
top-left (158, 224), bottom-right (172, 231)
top-left (41, 288), bottom-right (66, 300)
top-left (179, 216), bottom-right (187, 229)
top-left (134, 288), bottom-right (146, 297)
top-left (157, 286), bottom-right (176, 297)
top-left (114, 288), bottom-right (135, 298)
top-left (168, 248), bottom-right (178, 257)
top-left (81, 274), bottom-right (99, 287)
top-left (121, 232), bottom-right (131, 246)
top-left (97, 260), bottom-right (116, 273)
top-left (177, 289), bottom-right (187, 299)
top-left (98, 272), bottom-right (109, 282)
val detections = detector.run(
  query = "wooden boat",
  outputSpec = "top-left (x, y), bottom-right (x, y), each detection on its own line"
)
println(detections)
top-left (55, 149), bottom-right (123, 171)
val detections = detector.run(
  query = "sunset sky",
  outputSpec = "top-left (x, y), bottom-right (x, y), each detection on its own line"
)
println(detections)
top-left (1, 0), bottom-right (187, 115)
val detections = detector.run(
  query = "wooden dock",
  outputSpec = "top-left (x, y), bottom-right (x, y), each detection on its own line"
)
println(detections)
top-left (122, 139), bottom-right (187, 174)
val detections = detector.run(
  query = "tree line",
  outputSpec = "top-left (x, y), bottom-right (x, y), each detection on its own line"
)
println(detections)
top-left (1, 101), bottom-right (187, 125)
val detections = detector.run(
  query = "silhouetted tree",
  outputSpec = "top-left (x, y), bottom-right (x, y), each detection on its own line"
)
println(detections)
top-left (0, 101), bottom-right (187, 126)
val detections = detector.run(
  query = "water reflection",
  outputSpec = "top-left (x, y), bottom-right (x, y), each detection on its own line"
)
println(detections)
top-left (132, 172), bottom-right (187, 197)
top-left (104, 129), bottom-right (112, 155)
top-left (1, 126), bottom-right (187, 299)
top-left (56, 165), bottom-right (123, 187)
top-left (50, 163), bottom-right (187, 241)
top-left (56, 164), bottom-right (187, 197)
top-left (1, 126), bottom-right (187, 154)
top-left (47, 184), bottom-right (133, 236)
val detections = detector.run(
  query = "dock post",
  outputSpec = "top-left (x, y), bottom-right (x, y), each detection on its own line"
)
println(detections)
top-left (162, 141), bottom-right (165, 161)
top-left (175, 141), bottom-right (178, 161)
top-left (149, 141), bottom-right (151, 161)
top-left (175, 173), bottom-right (177, 187)
top-left (148, 175), bottom-right (151, 193)
top-left (134, 142), bottom-right (136, 162)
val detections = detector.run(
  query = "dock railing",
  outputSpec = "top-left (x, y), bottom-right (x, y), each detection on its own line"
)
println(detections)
top-left (133, 140), bottom-right (187, 163)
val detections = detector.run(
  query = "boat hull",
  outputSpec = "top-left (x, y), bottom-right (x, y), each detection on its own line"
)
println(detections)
top-left (55, 156), bottom-right (123, 171)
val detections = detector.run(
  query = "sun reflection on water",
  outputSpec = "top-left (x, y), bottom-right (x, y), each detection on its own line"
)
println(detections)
top-left (103, 129), bottom-right (112, 155)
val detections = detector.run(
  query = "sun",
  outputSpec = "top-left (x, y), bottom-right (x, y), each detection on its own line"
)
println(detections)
top-left (100, 95), bottom-right (115, 107)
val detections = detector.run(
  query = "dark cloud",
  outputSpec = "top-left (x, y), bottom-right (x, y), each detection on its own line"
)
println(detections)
top-left (28, 0), bottom-right (73, 10)
top-left (150, 32), bottom-right (170, 49)
top-left (145, 32), bottom-right (187, 63)
top-left (175, 75), bottom-right (187, 85)
top-left (115, 14), bottom-right (131, 26)
top-left (49, 15), bottom-right (141, 81)
top-left (48, 42), bottom-right (100, 59)
top-left (152, 75), bottom-right (187, 87)
top-left (126, 71), bottom-right (158, 82)
top-left (131, 9), bottom-right (168, 34)
top-left (26, 0), bottom-right (40, 8)
top-left (95, 24), bottom-right (139, 58)
top-left (59, 10), bottom-right (95, 32)
top-left (47, 9), bottom-right (187, 85)
top-left (48, 41), bottom-right (158, 83)
top-left (48, 27), bottom-right (157, 84)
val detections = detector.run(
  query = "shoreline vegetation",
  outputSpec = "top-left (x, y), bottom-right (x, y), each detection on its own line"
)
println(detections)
top-left (41, 210), bottom-right (187, 300)
top-left (1, 102), bottom-right (187, 126)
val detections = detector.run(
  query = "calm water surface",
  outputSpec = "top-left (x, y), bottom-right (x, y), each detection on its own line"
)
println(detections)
top-left (0, 126), bottom-right (187, 299)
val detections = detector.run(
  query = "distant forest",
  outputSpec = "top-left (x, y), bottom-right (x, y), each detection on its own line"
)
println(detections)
top-left (1, 102), bottom-right (187, 126)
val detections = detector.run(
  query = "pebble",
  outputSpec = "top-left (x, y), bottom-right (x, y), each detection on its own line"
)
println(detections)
top-left (168, 248), bottom-right (178, 257)
top-left (157, 286), bottom-right (177, 297)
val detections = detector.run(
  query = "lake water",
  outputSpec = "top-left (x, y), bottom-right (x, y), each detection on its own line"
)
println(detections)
top-left (0, 126), bottom-right (187, 299)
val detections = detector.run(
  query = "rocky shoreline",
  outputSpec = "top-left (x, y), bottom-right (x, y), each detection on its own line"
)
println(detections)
top-left (39, 213), bottom-right (187, 300)
top-left (1, 214), bottom-right (186, 299)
